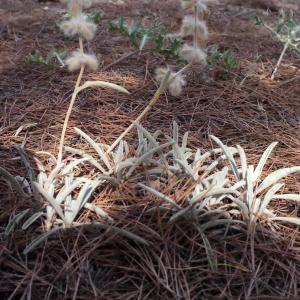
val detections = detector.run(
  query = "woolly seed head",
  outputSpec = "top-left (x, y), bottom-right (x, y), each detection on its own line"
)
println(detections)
top-left (155, 68), bottom-right (186, 97)
top-left (155, 67), bottom-right (169, 83)
top-left (181, 0), bottom-right (208, 12)
top-left (61, 0), bottom-right (93, 9)
top-left (61, 14), bottom-right (97, 40)
top-left (65, 50), bottom-right (98, 72)
top-left (168, 73), bottom-right (186, 97)
top-left (180, 15), bottom-right (208, 41)
top-left (180, 44), bottom-right (207, 65)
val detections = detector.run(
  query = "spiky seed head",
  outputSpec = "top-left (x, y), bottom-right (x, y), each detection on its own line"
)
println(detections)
top-left (180, 44), bottom-right (207, 65)
top-left (65, 50), bottom-right (98, 72)
top-left (61, 14), bottom-right (97, 40)
top-left (180, 15), bottom-right (208, 41)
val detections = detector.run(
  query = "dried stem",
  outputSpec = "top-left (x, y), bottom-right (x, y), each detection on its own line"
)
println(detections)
top-left (271, 41), bottom-right (289, 80)
top-left (106, 71), bottom-right (171, 154)
top-left (173, 62), bottom-right (192, 78)
top-left (193, 1), bottom-right (198, 48)
top-left (57, 38), bottom-right (85, 163)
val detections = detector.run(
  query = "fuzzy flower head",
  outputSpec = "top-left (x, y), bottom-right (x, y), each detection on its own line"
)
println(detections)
top-left (181, 0), bottom-right (207, 12)
top-left (61, 0), bottom-right (93, 14)
top-left (155, 68), bottom-right (186, 97)
top-left (180, 15), bottom-right (208, 42)
top-left (65, 50), bottom-right (98, 72)
top-left (61, 13), bottom-right (97, 40)
top-left (168, 73), bottom-right (186, 96)
top-left (180, 44), bottom-right (207, 65)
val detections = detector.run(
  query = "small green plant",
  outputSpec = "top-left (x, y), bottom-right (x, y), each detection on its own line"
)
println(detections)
top-left (208, 46), bottom-right (239, 71)
top-left (25, 49), bottom-right (67, 67)
top-left (255, 11), bottom-right (300, 79)
top-left (108, 16), bottom-right (183, 60)
top-left (220, 50), bottom-right (239, 71)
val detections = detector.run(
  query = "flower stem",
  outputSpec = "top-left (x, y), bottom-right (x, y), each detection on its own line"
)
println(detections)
top-left (193, 0), bottom-right (198, 48)
top-left (57, 38), bottom-right (85, 163)
top-left (173, 62), bottom-right (192, 78)
top-left (271, 41), bottom-right (289, 80)
top-left (106, 71), bottom-right (171, 154)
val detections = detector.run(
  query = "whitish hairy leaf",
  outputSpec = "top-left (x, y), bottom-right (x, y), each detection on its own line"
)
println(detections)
top-left (174, 158), bottom-right (195, 179)
top-left (125, 141), bottom-right (174, 178)
top-left (200, 219), bottom-right (238, 231)
top-left (64, 146), bottom-right (106, 173)
top-left (139, 33), bottom-right (149, 50)
top-left (201, 233), bottom-right (218, 272)
top-left (230, 198), bottom-right (250, 221)
top-left (0, 167), bottom-right (27, 197)
top-left (138, 183), bottom-right (181, 209)
top-left (191, 187), bottom-right (237, 204)
top-left (259, 183), bottom-right (284, 216)
top-left (90, 224), bottom-right (150, 245)
top-left (257, 166), bottom-right (300, 194)
top-left (56, 179), bottom-right (86, 204)
top-left (84, 203), bottom-right (113, 222)
top-left (253, 142), bottom-right (278, 182)
top-left (5, 209), bottom-right (30, 235)
top-left (246, 165), bottom-right (254, 211)
top-left (209, 136), bottom-right (240, 180)
top-left (169, 206), bottom-right (191, 222)
top-left (134, 122), bottom-right (159, 148)
top-left (33, 182), bottom-right (67, 224)
top-left (22, 212), bottom-right (45, 230)
top-left (77, 80), bottom-right (129, 94)
top-left (272, 194), bottom-right (300, 202)
top-left (74, 127), bottom-right (112, 172)
top-left (237, 145), bottom-right (247, 179)
top-left (173, 121), bottom-right (179, 144)
top-left (23, 228), bottom-right (58, 255)
top-left (45, 163), bottom-right (64, 187)
top-left (181, 131), bottom-right (189, 151)
top-left (61, 158), bottom-right (91, 175)
top-left (271, 217), bottom-right (300, 226)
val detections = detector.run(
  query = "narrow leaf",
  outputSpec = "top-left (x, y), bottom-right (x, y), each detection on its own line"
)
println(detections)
top-left (259, 183), bottom-right (284, 216)
top-left (22, 212), bottom-right (45, 230)
top-left (33, 182), bottom-right (67, 224)
top-left (253, 142), bottom-right (278, 182)
top-left (74, 127), bottom-right (112, 172)
top-left (23, 228), bottom-right (59, 255)
top-left (271, 217), bottom-right (300, 226)
top-left (77, 81), bottom-right (129, 94)
top-left (0, 167), bottom-right (27, 197)
top-left (257, 166), bottom-right (300, 194)
top-left (138, 183), bottom-right (181, 208)
top-left (272, 194), bottom-right (300, 202)
top-left (5, 209), bottom-right (30, 235)
top-left (209, 136), bottom-right (240, 180)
